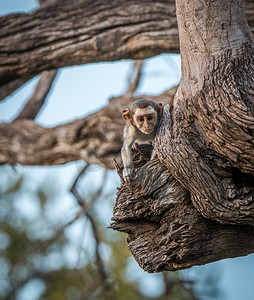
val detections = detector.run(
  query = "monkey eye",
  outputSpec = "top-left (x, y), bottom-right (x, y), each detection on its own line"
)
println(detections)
top-left (138, 117), bottom-right (144, 122)
top-left (147, 116), bottom-right (153, 120)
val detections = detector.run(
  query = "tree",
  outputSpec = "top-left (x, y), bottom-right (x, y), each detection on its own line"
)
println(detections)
top-left (0, 0), bottom-right (254, 274)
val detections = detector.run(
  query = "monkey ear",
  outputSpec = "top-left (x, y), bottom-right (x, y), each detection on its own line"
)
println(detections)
top-left (122, 108), bottom-right (133, 125)
top-left (157, 103), bottom-right (164, 119)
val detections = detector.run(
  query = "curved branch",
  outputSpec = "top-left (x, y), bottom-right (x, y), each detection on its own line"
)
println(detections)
top-left (0, 0), bottom-right (177, 88)
top-left (0, 0), bottom-right (254, 95)
top-left (156, 105), bottom-right (254, 226)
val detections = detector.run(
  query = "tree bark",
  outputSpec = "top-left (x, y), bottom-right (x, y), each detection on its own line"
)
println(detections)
top-left (0, 0), bottom-right (177, 95)
top-left (0, 0), bottom-right (254, 99)
top-left (112, 0), bottom-right (254, 272)
top-left (111, 141), bottom-right (254, 272)
top-left (164, 0), bottom-right (254, 225)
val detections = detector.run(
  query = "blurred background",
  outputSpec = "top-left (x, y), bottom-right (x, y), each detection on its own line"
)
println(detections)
top-left (0, 1), bottom-right (254, 299)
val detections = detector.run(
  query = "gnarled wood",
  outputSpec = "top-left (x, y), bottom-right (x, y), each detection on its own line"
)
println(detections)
top-left (111, 140), bottom-right (254, 272)
top-left (156, 105), bottom-right (254, 225)
top-left (160, 0), bottom-right (254, 225)
top-left (1, 0), bottom-right (254, 274)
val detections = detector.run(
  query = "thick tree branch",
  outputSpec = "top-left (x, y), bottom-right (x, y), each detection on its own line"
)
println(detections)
top-left (14, 70), bottom-right (57, 121)
top-left (0, 0), bottom-right (254, 96)
top-left (0, 0), bottom-right (177, 89)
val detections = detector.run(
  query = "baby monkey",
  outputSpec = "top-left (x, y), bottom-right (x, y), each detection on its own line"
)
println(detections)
top-left (121, 99), bottom-right (164, 182)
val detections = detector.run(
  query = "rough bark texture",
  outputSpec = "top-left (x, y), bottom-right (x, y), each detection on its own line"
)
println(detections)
top-left (0, 0), bottom-right (254, 99)
top-left (163, 46), bottom-right (254, 226)
top-left (0, 0), bottom-right (177, 96)
top-left (0, 87), bottom-right (177, 168)
top-left (111, 140), bottom-right (254, 272)
top-left (165, 0), bottom-right (254, 225)
top-left (112, 0), bottom-right (254, 272)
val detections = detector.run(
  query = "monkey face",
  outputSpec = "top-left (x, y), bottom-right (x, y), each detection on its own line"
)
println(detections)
top-left (134, 109), bottom-right (157, 134)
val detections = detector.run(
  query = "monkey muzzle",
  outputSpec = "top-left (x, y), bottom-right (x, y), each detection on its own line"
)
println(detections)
top-left (140, 127), bottom-right (153, 134)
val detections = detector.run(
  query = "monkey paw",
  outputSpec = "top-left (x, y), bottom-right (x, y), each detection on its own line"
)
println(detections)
top-left (123, 167), bottom-right (134, 183)
top-left (132, 143), bottom-right (139, 151)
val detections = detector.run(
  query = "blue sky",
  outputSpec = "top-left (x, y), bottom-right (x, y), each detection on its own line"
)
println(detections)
top-left (1, 1), bottom-right (254, 300)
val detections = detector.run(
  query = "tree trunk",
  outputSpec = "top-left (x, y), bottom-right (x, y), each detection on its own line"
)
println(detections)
top-left (111, 0), bottom-right (254, 272)
top-left (165, 0), bottom-right (254, 225)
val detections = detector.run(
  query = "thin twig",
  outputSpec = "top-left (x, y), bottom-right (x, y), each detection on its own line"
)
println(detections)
top-left (112, 158), bottom-right (123, 182)
top-left (70, 165), bottom-right (110, 298)
top-left (125, 60), bottom-right (143, 97)
top-left (14, 70), bottom-right (57, 121)
top-left (90, 169), bottom-right (107, 203)
top-left (87, 213), bottom-right (107, 283)
top-left (70, 164), bottom-right (90, 207)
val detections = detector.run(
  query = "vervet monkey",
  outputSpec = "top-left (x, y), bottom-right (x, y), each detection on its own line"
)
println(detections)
top-left (121, 99), bottom-right (164, 182)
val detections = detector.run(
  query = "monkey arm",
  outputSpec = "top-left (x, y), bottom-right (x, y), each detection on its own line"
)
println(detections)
top-left (121, 126), bottom-right (136, 182)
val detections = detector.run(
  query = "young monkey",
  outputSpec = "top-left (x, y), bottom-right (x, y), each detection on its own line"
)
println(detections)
top-left (121, 99), bottom-right (164, 182)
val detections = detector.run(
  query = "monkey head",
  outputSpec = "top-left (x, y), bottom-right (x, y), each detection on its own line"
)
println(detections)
top-left (122, 99), bottom-right (163, 134)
